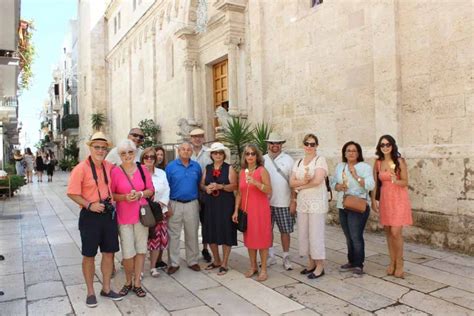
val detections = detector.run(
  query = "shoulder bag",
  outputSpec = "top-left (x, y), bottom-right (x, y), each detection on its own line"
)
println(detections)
top-left (236, 178), bottom-right (249, 233)
top-left (120, 165), bottom-right (156, 227)
top-left (136, 163), bottom-right (163, 222)
top-left (341, 164), bottom-right (368, 213)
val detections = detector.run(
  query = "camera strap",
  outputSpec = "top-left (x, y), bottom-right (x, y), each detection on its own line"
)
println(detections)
top-left (88, 156), bottom-right (111, 201)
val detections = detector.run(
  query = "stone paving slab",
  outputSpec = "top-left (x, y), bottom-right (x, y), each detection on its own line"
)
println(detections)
top-left (1, 173), bottom-right (474, 315)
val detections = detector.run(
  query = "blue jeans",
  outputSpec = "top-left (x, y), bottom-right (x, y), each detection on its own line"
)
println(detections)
top-left (339, 206), bottom-right (370, 268)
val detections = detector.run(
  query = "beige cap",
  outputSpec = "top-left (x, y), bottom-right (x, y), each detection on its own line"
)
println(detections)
top-left (86, 132), bottom-right (112, 147)
top-left (189, 128), bottom-right (205, 136)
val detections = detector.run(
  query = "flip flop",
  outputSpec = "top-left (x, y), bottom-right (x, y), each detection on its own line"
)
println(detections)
top-left (217, 266), bottom-right (228, 276)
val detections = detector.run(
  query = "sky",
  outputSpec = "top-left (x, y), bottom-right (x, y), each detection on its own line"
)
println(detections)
top-left (18, 0), bottom-right (77, 149)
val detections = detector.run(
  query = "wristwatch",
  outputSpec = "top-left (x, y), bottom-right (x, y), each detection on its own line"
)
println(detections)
top-left (357, 177), bottom-right (362, 182)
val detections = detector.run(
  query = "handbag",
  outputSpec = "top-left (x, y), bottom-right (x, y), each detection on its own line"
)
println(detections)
top-left (236, 179), bottom-right (250, 233)
top-left (343, 194), bottom-right (367, 213)
top-left (136, 163), bottom-right (163, 222)
top-left (375, 160), bottom-right (382, 201)
top-left (120, 165), bottom-right (156, 228)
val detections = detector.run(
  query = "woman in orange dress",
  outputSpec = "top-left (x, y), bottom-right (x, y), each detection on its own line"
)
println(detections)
top-left (371, 135), bottom-right (412, 278)
top-left (233, 144), bottom-right (272, 282)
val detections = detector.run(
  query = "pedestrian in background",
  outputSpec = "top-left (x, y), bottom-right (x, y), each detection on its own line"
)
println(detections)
top-left (166, 142), bottom-right (202, 275)
top-left (263, 133), bottom-right (296, 271)
top-left (35, 149), bottom-right (45, 182)
top-left (13, 150), bottom-right (24, 176)
top-left (24, 148), bottom-right (35, 183)
top-left (201, 143), bottom-right (237, 275)
top-left (67, 132), bottom-right (122, 308)
top-left (111, 140), bottom-right (154, 298)
top-left (371, 135), bottom-right (412, 278)
top-left (290, 134), bottom-right (328, 280)
top-left (234, 144), bottom-right (272, 282)
top-left (140, 147), bottom-right (172, 277)
top-left (332, 141), bottom-right (374, 277)
top-left (190, 128), bottom-right (213, 263)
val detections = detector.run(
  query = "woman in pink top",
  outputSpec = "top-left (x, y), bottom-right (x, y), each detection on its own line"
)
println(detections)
top-left (111, 140), bottom-right (154, 298)
top-left (371, 135), bottom-right (412, 279)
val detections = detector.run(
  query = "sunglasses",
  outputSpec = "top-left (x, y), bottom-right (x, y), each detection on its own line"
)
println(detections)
top-left (268, 142), bottom-right (283, 145)
top-left (92, 146), bottom-right (108, 151)
top-left (345, 149), bottom-right (358, 153)
top-left (211, 151), bottom-right (225, 155)
top-left (303, 141), bottom-right (317, 147)
top-left (380, 143), bottom-right (392, 148)
top-left (245, 152), bottom-right (257, 156)
top-left (120, 150), bottom-right (135, 156)
top-left (129, 133), bottom-right (145, 140)
top-left (143, 155), bottom-right (156, 160)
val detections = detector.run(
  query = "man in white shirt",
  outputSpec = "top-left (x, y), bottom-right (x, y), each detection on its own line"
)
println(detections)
top-left (106, 128), bottom-right (144, 165)
top-left (263, 132), bottom-right (296, 270)
top-left (189, 128), bottom-right (213, 262)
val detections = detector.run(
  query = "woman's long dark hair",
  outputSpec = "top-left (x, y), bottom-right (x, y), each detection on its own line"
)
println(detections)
top-left (155, 146), bottom-right (167, 170)
top-left (241, 144), bottom-right (264, 169)
top-left (25, 148), bottom-right (33, 155)
top-left (375, 135), bottom-right (401, 173)
top-left (341, 141), bottom-right (364, 163)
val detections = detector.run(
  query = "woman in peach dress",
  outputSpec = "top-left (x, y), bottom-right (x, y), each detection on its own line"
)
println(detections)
top-left (371, 135), bottom-right (412, 278)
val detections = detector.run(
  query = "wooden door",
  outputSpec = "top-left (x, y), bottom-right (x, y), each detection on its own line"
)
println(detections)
top-left (213, 60), bottom-right (228, 127)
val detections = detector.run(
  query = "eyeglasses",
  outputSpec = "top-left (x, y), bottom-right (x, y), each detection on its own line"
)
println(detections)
top-left (268, 142), bottom-right (283, 145)
top-left (120, 150), bottom-right (135, 157)
top-left (303, 141), bottom-right (317, 147)
top-left (245, 152), bottom-right (257, 156)
top-left (211, 151), bottom-right (225, 155)
top-left (380, 143), bottom-right (392, 148)
top-left (143, 155), bottom-right (156, 160)
top-left (129, 133), bottom-right (145, 140)
top-left (92, 146), bottom-right (108, 151)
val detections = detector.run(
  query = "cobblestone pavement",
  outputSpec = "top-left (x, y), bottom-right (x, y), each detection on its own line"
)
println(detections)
top-left (0, 172), bottom-right (473, 315)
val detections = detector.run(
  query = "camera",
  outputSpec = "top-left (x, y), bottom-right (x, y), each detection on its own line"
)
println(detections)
top-left (101, 197), bottom-right (115, 214)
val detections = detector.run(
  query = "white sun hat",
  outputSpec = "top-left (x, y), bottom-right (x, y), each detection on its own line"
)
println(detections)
top-left (206, 142), bottom-right (231, 163)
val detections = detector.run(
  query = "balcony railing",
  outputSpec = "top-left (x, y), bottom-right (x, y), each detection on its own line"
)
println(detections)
top-left (0, 96), bottom-right (18, 107)
top-left (62, 114), bottom-right (79, 131)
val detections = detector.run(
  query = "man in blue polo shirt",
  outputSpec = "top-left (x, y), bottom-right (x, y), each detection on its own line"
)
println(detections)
top-left (165, 142), bottom-right (202, 274)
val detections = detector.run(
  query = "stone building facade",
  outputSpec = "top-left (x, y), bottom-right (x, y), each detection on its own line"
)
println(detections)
top-left (77, 0), bottom-right (473, 254)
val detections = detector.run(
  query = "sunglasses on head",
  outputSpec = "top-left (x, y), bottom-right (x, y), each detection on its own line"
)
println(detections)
top-left (245, 152), bottom-right (257, 156)
top-left (129, 133), bottom-right (144, 140)
top-left (380, 143), bottom-right (392, 148)
top-left (303, 141), bottom-right (317, 147)
top-left (143, 155), bottom-right (156, 160)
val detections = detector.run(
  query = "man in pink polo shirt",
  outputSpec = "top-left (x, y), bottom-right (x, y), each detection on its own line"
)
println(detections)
top-left (67, 132), bottom-right (122, 308)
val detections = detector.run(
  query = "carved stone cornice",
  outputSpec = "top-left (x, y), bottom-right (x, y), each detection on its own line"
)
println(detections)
top-left (215, 0), bottom-right (246, 13)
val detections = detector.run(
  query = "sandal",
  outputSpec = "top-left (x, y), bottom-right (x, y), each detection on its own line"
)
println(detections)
top-left (133, 286), bottom-right (146, 297)
top-left (217, 266), bottom-right (228, 276)
top-left (205, 262), bottom-right (221, 270)
top-left (119, 284), bottom-right (132, 296)
top-left (244, 269), bottom-right (258, 278)
top-left (257, 271), bottom-right (268, 282)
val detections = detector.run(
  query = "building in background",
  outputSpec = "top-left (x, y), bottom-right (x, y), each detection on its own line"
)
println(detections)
top-left (76, 0), bottom-right (473, 253)
top-left (0, 0), bottom-right (22, 169)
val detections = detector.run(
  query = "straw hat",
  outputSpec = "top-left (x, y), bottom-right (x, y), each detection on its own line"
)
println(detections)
top-left (206, 142), bottom-right (231, 163)
top-left (86, 132), bottom-right (112, 147)
top-left (265, 132), bottom-right (286, 143)
top-left (189, 128), bottom-right (205, 136)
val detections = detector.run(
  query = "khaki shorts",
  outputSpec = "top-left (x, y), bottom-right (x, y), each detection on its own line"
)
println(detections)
top-left (119, 222), bottom-right (149, 259)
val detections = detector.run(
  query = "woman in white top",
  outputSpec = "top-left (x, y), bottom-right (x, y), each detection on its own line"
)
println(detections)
top-left (24, 148), bottom-right (35, 183)
top-left (141, 147), bottom-right (172, 277)
top-left (290, 134), bottom-right (328, 280)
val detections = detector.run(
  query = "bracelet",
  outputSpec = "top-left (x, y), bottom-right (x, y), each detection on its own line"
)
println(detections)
top-left (139, 191), bottom-right (144, 198)
top-left (261, 183), bottom-right (265, 191)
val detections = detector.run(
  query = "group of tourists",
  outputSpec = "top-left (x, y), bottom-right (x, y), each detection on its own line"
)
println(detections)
top-left (67, 127), bottom-right (412, 308)
top-left (13, 148), bottom-right (55, 182)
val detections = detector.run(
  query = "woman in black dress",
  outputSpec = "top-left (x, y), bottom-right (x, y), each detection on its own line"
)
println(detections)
top-left (200, 143), bottom-right (237, 275)
top-left (45, 149), bottom-right (55, 182)
top-left (35, 150), bottom-right (45, 182)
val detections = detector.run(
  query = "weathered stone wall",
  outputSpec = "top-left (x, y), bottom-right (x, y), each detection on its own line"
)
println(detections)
top-left (248, 0), bottom-right (473, 254)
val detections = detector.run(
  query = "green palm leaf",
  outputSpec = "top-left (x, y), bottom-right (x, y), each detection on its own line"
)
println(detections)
top-left (222, 117), bottom-right (254, 168)
top-left (252, 122), bottom-right (272, 155)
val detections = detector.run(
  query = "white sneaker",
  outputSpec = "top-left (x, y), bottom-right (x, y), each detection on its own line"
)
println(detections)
top-left (283, 255), bottom-right (293, 271)
top-left (267, 256), bottom-right (277, 267)
top-left (150, 268), bottom-right (160, 278)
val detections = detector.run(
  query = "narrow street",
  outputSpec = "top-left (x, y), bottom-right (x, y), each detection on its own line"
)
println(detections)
top-left (0, 172), bottom-right (473, 315)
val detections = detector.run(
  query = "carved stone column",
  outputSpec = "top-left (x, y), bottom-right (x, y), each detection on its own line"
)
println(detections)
top-left (225, 38), bottom-right (241, 117)
top-left (184, 60), bottom-right (196, 125)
